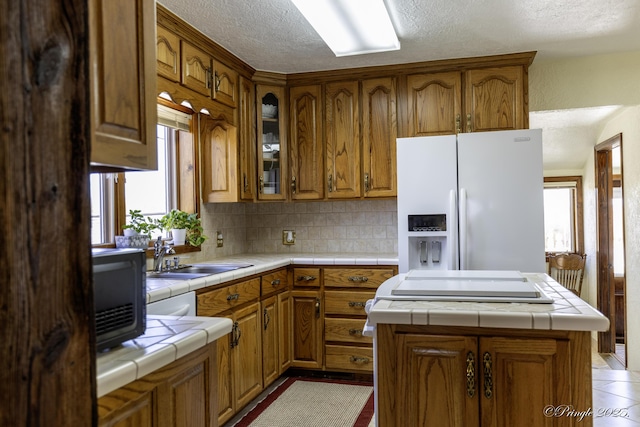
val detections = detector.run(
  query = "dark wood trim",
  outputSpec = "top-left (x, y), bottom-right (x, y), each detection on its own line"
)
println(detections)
top-left (1, 0), bottom-right (96, 425)
top-left (595, 134), bottom-right (621, 354)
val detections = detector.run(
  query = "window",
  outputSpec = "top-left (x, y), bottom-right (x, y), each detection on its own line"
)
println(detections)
top-left (90, 104), bottom-right (195, 246)
top-left (543, 176), bottom-right (584, 254)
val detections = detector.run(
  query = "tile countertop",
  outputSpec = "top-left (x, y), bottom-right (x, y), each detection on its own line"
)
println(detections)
top-left (146, 253), bottom-right (399, 304)
top-left (366, 273), bottom-right (610, 332)
top-left (96, 315), bottom-right (232, 398)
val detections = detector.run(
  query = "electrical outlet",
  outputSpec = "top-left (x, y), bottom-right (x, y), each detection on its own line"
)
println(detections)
top-left (282, 230), bottom-right (295, 245)
top-left (216, 231), bottom-right (223, 247)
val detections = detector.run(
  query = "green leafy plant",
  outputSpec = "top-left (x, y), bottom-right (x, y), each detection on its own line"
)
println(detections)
top-left (158, 209), bottom-right (207, 246)
top-left (122, 209), bottom-right (159, 237)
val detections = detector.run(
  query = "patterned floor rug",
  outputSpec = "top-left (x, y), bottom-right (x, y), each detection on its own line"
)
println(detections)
top-left (232, 377), bottom-right (374, 427)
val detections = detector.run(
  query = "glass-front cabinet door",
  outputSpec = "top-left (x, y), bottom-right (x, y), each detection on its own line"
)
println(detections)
top-left (256, 85), bottom-right (287, 200)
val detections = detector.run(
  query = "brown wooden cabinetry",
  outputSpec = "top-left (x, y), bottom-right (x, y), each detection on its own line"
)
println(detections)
top-left (256, 84), bottom-right (287, 200)
top-left (182, 41), bottom-right (213, 97)
top-left (156, 25), bottom-right (180, 83)
top-left (291, 290), bottom-right (323, 369)
top-left (239, 76), bottom-right (256, 200)
top-left (213, 61), bottom-right (238, 108)
top-left (323, 268), bottom-right (394, 373)
top-left (377, 324), bottom-right (592, 427)
top-left (362, 77), bottom-right (397, 198)
top-left (90, 0), bottom-right (157, 170)
top-left (260, 268), bottom-right (291, 388)
top-left (232, 302), bottom-right (263, 412)
top-left (405, 65), bottom-right (526, 137)
top-left (325, 81), bottom-right (361, 198)
top-left (289, 85), bottom-right (324, 200)
top-left (465, 66), bottom-right (524, 132)
top-left (200, 114), bottom-right (238, 203)
top-left (98, 343), bottom-right (217, 427)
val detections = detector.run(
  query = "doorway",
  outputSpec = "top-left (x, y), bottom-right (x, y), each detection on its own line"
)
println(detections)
top-left (595, 134), bottom-right (627, 367)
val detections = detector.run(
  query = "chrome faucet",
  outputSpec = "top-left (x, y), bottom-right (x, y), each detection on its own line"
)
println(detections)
top-left (153, 237), bottom-right (175, 272)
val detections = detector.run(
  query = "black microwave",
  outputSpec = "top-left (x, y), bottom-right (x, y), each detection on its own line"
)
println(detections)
top-left (92, 248), bottom-right (146, 351)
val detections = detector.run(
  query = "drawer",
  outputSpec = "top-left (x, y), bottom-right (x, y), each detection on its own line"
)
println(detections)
top-left (261, 269), bottom-right (289, 297)
top-left (324, 268), bottom-right (394, 289)
top-left (325, 318), bottom-right (373, 345)
top-left (293, 267), bottom-right (320, 288)
top-left (197, 278), bottom-right (261, 316)
top-left (325, 345), bottom-right (373, 372)
top-left (324, 290), bottom-right (376, 316)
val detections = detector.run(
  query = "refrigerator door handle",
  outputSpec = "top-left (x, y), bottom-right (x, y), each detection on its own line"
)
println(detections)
top-left (459, 188), bottom-right (468, 270)
top-left (449, 189), bottom-right (458, 269)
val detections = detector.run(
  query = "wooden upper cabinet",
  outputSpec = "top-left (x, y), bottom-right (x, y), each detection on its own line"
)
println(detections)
top-left (213, 61), bottom-right (238, 108)
top-left (89, 0), bottom-right (157, 170)
top-left (465, 66), bottom-right (524, 133)
top-left (200, 114), bottom-right (238, 203)
top-left (289, 85), bottom-right (324, 200)
top-left (257, 85), bottom-right (287, 200)
top-left (181, 41), bottom-right (213, 97)
top-left (406, 71), bottom-right (463, 136)
top-left (325, 81), bottom-right (361, 199)
top-left (156, 25), bottom-right (180, 83)
top-left (239, 76), bottom-right (256, 200)
top-left (362, 77), bottom-right (397, 198)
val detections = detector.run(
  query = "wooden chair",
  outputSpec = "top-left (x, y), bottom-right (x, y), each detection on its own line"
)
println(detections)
top-left (547, 253), bottom-right (587, 296)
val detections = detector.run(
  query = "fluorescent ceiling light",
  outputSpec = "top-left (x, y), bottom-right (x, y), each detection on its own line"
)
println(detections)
top-left (291, 0), bottom-right (400, 57)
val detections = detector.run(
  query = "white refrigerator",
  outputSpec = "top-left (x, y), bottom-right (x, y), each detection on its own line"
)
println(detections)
top-left (397, 129), bottom-right (545, 273)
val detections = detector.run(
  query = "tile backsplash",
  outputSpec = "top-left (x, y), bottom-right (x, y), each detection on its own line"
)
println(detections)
top-left (188, 199), bottom-right (398, 262)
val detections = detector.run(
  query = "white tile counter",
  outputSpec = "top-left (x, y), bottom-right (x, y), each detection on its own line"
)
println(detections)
top-left (367, 273), bottom-right (610, 332)
top-left (96, 315), bottom-right (232, 397)
top-left (146, 252), bottom-right (399, 303)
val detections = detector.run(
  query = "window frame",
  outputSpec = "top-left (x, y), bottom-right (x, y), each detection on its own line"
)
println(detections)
top-left (91, 99), bottom-right (201, 256)
top-left (543, 175), bottom-right (584, 255)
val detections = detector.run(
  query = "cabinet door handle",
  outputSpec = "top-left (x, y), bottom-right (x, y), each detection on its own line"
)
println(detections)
top-left (271, 279), bottom-right (281, 287)
top-left (348, 301), bottom-right (366, 308)
top-left (483, 352), bottom-right (493, 399)
top-left (259, 175), bottom-right (264, 194)
top-left (466, 351), bottom-right (476, 398)
top-left (328, 174), bottom-right (333, 193)
top-left (297, 275), bottom-right (317, 282)
top-left (243, 173), bottom-right (248, 193)
top-left (456, 114), bottom-right (461, 134)
top-left (364, 173), bottom-right (370, 192)
top-left (467, 113), bottom-right (473, 133)
top-left (348, 276), bottom-right (368, 283)
top-left (214, 71), bottom-right (221, 92)
top-left (205, 68), bottom-right (212, 89)
top-left (263, 308), bottom-right (270, 330)
top-left (291, 176), bottom-right (297, 194)
top-left (230, 321), bottom-right (241, 348)
top-left (227, 293), bottom-right (240, 301)
top-left (315, 297), bottom-right (321, 318)
top-left (348, 328), bottom-right (363, 336)
top-left (349, 356), bottom-right (370, 364)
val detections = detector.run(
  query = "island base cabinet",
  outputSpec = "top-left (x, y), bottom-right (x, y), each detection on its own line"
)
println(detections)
top-left (377, 325), bottom-right (592, 427)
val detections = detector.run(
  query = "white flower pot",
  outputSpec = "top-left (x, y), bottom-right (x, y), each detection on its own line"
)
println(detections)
top-left (171, 228), bottom-right (187, 246)
top-left (123, 229), bottom-right (138, 237)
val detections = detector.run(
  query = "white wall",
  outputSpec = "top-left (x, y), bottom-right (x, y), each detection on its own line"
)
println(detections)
top-left (531, 50), bottom-right (640, 367)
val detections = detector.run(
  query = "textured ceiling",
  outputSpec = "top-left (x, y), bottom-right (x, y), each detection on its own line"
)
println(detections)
top-left (158, 0), bottom-right (640, 171)
top-left (159, 0), bottom-right (640, 73)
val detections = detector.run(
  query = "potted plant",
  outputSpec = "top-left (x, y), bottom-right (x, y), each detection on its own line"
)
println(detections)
top-left (158, 209), bottom-right (207, 246)
top-left (116, 210), bottom-right (159, 248)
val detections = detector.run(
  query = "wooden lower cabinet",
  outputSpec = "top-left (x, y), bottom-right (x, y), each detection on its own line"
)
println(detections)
top-left (291, 290), bottom-right (323, 369)
top-left (98, 343), bottom-right (217, 427)
top-left (262, 295), bottom-right (279, 387)
top-left (377, 324), bottom-right (592, 427)
top-left (231, 303), bottom-right (263, 418)
top-left (278, 291), bottom-right (293, 374)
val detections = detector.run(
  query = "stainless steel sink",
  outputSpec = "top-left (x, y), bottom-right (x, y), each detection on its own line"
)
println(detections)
top-left (147, 263), bottom-right (252, 280)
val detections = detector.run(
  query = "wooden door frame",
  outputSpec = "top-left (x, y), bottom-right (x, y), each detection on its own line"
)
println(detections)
top-left (595, 134), bottom-right (623, 355)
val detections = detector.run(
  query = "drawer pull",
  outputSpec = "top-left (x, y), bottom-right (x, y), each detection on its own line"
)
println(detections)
top-left (348, 301), bottom-right (366, 308)
top-left (227, 293), bottom-right (240, 301)
top-left (348, 276), bottom-right (369, 283)
top-left (297, 275), bottom-right (317, 282)
top-left (483, 352), bottom-right (493, 399)
top-left (466, 351), bottom-right (476, 398)
top-left (350, 356), bottom-right (370, 364)
top-left (271, 279), bottom-right (281, 286)
top-left (348, 328), bottom-right (363, 336)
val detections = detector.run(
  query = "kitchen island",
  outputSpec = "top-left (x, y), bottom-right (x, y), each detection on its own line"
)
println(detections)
top-left (366, 273), bottom-right (609, 427)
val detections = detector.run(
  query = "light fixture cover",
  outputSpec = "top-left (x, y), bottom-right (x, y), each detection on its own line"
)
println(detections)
top-left (292, 0), bottom-right (400, 57)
